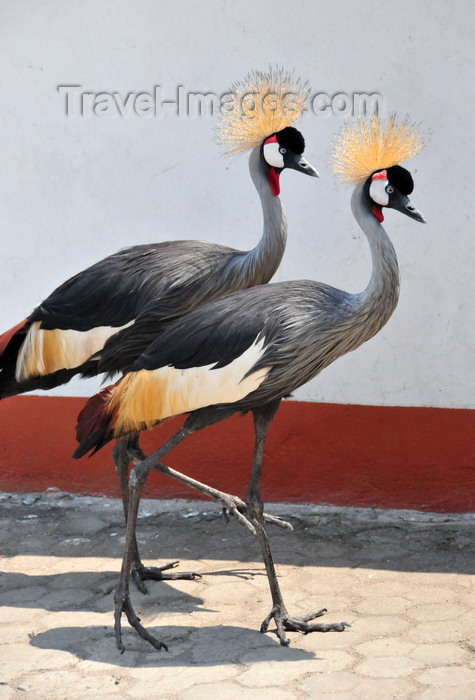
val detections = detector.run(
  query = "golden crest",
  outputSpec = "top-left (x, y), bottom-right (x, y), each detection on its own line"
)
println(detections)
top-left (216, 66), bottom-right (310, 154)
top-left (330, 114), bottom-right (428, 185)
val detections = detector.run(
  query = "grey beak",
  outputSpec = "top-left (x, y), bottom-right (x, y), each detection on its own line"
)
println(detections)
top-left (296, 156), bottom-right (319, 178)
top-left (404, 199), bottom-right (426, 223)
top-left (389, 191), bottom-right (425, 223)
top-left (285, 152), bottom-right (319, 178)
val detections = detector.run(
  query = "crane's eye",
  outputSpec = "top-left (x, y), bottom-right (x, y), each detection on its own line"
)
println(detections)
top-left (386, 185), bottom-right (394, 194)
top-left (279, 147), bottom-right (286, 155)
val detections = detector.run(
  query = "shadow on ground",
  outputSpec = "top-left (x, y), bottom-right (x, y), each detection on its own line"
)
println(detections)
top-left (30, 623), bottom-right (319, 666)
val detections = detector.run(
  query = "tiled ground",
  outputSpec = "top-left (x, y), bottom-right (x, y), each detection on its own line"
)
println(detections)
top-left (0, 492), bottom-right (474, 699)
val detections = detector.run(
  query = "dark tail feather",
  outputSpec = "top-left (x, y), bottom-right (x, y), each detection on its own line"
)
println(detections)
top-left (1, 367), bottom-right (84, 400)
top-left (0, 319), bottom-right (29, 399)
top-left (73, 385), bottom-right (117, 459)
top-left (0, 319), bottom-right (27, 358)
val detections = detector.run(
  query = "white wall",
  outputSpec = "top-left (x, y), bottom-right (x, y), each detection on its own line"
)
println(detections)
top-left (1, 1), bottom-right (473, 409)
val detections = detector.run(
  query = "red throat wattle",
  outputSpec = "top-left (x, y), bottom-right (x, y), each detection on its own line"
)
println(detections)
top-left (268, 167), bottom-right (280, 196)
top-left (372, 205), bottom-right (384, 222)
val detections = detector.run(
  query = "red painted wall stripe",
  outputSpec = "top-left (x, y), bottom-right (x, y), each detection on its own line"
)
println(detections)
top-left (0, 396), bottom-right (474, 513)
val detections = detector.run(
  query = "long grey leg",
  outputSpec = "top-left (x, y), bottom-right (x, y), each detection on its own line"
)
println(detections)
top-left (112, 438), bottom-right (147, 593)
top-left (114, 405), bottom-right (294, 652)
top-left (147, 459), bottom-right (291, 533)
top-left (114, 422), bottom-right (292, 595)
top-left (112, 437), bottom-right (200, 594)
top-left (246, 401), bottom-right (350, 646)
top-left (126, 427), bottom-right (291, 531)
top-left (115, 407), bottom-right (238, 652)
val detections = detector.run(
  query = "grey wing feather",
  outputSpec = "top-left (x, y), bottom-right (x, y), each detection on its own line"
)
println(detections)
top-left (33, 240), bottom-right (237, 332)
top-left (132, 279), bottom-right (355, 399)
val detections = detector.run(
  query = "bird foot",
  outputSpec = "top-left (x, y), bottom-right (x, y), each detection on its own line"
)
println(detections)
top-left (260, 604), bottom-right (350, 646)
top-left (114, 588), bottom-right (168, 653)
top-left (146, 459), bottom-right (293, 533)
top-left (220, 498), bottom-right (293, 534)
top-left (222, 505), bottom-right (293, 531)
top-left (131, 559), bottom-right (202, 594)
top-left (262, 512), bottom-right (293, 531)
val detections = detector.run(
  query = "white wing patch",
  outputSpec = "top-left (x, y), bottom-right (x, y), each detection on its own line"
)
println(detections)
top-left (15, 320), bottom-right (134, 380)
top-left (112, 335), bottom-right (271, 434)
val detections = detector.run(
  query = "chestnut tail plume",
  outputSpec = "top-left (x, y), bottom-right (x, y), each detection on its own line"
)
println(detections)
top-left (73, 385), bottom-right (116, 458)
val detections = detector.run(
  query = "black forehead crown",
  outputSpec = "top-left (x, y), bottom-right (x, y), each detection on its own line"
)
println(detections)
top-left (385, 165), bottom-right (414, 195)
top-left (274, 126), bottom-right (305, 154)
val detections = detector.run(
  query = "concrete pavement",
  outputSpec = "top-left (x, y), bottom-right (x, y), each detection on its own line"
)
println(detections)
top-left (0, 491), bottom-right (474, 699)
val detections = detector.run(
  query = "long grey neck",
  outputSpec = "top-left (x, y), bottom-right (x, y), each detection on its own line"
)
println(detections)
top-left (349, 182), bottom-right (401, 342)
top-left (239, 146), bottom-right (288, 285)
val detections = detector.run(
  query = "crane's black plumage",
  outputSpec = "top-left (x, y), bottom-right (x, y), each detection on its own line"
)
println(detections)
top-left (273, 126), bottom-right (306, 156)
top-left (386, 164), bottom-right (414, 195)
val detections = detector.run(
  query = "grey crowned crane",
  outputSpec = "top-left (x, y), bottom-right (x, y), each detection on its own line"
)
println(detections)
top-left (0, 69), bottom-right (315, 402)
top-left (0, 69), bottom-right (317, 587)
top-left (74, 115), bottom-right (427, 651)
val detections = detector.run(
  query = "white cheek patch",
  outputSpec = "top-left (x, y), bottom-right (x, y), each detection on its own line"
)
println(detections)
top-left (263, 141), bottom-right (285, 169)
top-left (15, 320), bottom-right (134, 380)
top-left (369, 172), bottom-right (389, 206)
top-left (111, 336), bottom-right (271, 434)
